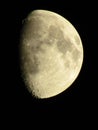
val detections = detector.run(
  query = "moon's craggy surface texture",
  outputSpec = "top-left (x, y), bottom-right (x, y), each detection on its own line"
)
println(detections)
top-left (20, 10), bottom-right (83, 99)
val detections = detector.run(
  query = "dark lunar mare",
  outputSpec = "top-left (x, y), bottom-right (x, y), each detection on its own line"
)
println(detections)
top-left (48, 25), bottom-right (81, 62)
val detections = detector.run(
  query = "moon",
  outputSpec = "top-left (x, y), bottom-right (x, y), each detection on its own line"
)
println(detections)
top-left (20, 10), bottom-right (83, 99)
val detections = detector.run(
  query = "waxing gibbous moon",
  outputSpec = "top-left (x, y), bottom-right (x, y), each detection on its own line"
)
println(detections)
top-left (20, 10), bottom-right (83, 99)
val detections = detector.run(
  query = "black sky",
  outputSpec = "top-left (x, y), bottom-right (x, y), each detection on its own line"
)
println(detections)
top-left (3, 0), bottom-right (97, 128)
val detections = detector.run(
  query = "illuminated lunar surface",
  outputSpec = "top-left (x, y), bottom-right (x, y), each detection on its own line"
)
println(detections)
top-left (20, 10), bottom-right (83, 99)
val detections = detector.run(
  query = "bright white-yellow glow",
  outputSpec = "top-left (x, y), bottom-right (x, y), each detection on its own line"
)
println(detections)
top-left (20, 10), bottom-right (83, 99)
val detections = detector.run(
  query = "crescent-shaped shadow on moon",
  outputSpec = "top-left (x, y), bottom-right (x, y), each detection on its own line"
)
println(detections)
top-left (20, 10), bottom-right (83, 99)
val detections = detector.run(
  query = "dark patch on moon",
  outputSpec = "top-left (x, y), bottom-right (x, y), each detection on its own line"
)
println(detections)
top-left (31, 41), bottom-right (41, 52)
top-left (28, 55), bottom-right (40, 74)
top-left (21, 51), bottom-right (40, 75)
top-left (47, 25), bottom-right (75, 55)
top-left (30, 40), bottom-right (47, 55)
top-left (72, 49), bottom-right (80, 61)
top-left (56, 37), bottom-right (73, 54)
top-left (48, 25), bottom-right (64, 42)
top-left (47, 25), bottom-right (81, 62)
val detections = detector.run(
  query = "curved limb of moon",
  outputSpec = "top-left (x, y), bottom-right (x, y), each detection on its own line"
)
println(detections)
top-left (20, 10), bottom-right (84, 99)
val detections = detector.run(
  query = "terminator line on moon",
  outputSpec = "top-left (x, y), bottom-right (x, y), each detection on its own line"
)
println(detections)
top-left (20, 10), bottom-right (83, 99)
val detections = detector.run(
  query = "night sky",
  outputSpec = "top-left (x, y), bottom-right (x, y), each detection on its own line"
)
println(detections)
top-left (3, 0), bottom-right (97, 128)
